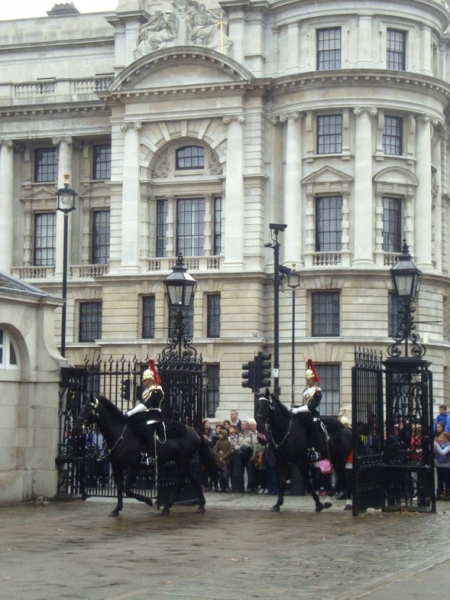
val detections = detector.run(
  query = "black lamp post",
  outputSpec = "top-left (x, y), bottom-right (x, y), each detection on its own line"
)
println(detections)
top-left (56, 174), bottom-right (77, 358)
top-left (389, 240), bottom-right (424, 358)
top-left (264, 223), bottom-right (287, 395)
top-left (287, 267), bottom-right (301, 407)
top-left (163, 254), bottom-right (198, 357)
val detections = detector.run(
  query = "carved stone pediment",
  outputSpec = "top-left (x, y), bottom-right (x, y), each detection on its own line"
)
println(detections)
top-left (109, 47), bottom-right (253, 92)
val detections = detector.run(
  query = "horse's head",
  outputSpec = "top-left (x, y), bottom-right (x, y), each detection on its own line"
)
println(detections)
top-left (256, 389), bottom-right (274, 433)
top-left (72, 396), bottom-right (101, 436)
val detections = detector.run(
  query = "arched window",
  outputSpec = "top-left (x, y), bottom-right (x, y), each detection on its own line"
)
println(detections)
top-left (176, 146), bottom-right (204, 170)
top-left (0, 328), bottom-right (19, 369)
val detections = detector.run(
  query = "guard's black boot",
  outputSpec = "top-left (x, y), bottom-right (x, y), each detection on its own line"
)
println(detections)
top-left (311, 418), bottom-right (329, 458)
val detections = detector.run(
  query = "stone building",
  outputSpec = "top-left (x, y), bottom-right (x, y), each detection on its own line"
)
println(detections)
top-left (0, 271), bottom-right (63, 502)
top-left (1, 0), bottom-right (450, 421)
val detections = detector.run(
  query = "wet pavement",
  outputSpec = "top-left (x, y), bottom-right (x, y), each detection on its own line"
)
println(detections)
top-left (1, 492), bottom-right (450, 600)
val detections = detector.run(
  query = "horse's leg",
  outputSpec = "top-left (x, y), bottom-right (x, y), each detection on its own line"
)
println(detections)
top-left (299, 462), bottom-right (332, 513)
top-left (109, 463), bottom-right (124, 517)
top-left (160, 459), bottom-right (187, 516)
top-left (270, 460), bottom-right (287, 512)
top-left (184, 460), bottom-right (206, 514)
top-left (124, 464), bottom-right (153, 509)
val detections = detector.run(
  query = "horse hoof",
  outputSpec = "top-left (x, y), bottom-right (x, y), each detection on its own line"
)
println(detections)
top-left (270, 505), bottom-right (280, 513)
top-left (344, 504), bottom-right (353, 511)
top-left (315, 503), bottom-right (324, 513)
top-left (197, 506), bottom-right (205, 514)
top-left (108, 510), bottom-right (119, 517)
top-left (323, 501), bottom-right (333, 509)
top-left (161, 508), bottom-right (171, 516)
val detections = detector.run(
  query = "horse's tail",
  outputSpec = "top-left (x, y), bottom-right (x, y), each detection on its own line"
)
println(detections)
top-left (197, 431), bottom-right (219, 483)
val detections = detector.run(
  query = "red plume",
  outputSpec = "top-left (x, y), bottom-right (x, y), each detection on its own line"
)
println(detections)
top-left (307, 358), bottom-right (320, 384)
top-left (148, 359), bottom-right (161, 386)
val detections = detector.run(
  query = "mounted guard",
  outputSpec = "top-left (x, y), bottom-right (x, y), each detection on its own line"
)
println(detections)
top-left (290, 359), bottom-right (329, 461)
top-left (126, 360), bottom-right (165, 465)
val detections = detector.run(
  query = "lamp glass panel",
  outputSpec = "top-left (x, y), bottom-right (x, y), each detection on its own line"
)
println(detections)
top-left (394, 273), bottom-right (414, 297)
top-left (168, 284), bottom-right (183, 306)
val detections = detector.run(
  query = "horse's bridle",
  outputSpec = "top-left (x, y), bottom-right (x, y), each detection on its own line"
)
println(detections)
top-left (257, 396), bottom-right (292, 450)
top-left (75, 397), bottom-right (128, 461)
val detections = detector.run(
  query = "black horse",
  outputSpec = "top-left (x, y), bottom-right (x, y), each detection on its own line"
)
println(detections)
top-left (257, 393), bottom-right (353, 513)
top-left (73, 395), bottom-right (218, 517)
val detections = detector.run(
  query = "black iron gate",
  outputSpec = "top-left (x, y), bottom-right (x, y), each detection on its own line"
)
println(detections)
top-left (384, 357), bottom-right (434, 512)
top-left (352, 348), bottom-right (385, 515)
top-left (352, 348), bottom-right (435, 515)
top-left (56, 355), bottom-right (203, 504)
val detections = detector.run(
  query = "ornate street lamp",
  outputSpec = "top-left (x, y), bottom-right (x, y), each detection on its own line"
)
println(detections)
top-left (389, 240), bottom-right (424, 358)
top-left (163, 254), bottom-right (198, 358)
top-left (287, 267), bottom-right (301, 407)
top-left (56, 174), bottom-right (77, 358)
top-left (160, 254), bottom-right (204, 429)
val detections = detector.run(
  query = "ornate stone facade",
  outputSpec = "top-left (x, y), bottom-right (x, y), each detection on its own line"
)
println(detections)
top-left (1, 0), bottom-right (450, 422)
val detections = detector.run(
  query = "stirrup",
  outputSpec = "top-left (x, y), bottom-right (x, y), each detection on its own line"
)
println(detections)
top-left (308, 450), bottom-right (321, 462)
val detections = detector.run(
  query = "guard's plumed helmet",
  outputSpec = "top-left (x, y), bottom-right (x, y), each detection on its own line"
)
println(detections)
top-left (142, 369), bottom-right (155, 382)
top-left (305, 369), bottom-right (316, 381)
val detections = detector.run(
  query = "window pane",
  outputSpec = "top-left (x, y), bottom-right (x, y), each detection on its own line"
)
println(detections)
top-left (317, 115), bottom-right (342, 154)
top-left (315, 196), bottom-right (342, 251)
top-left (156, 199), bottom-right (168, 257)
top-left (93, 144), bottom-right (111, 180)
top-left (79, 302), bottom-right (102, 342)
top-left (176, 146), bottom-right (205, 170)
top-left (214, 196), bottom-right (222, 255)
top-left (317, 28), bottom-right (341, 70)
top-left (177, 198), bottom-right (205, 256)
top-left (206, 364), bottom-right (220, 418)
top-left (207, 294), bottom-right (221, 338)
top-left (34, 213), bottom-right (56, 266)
top-left (382, 197), bottom-right (402, 252)
top-left (142, 296), bottom-right (156, 339)
top-left (387, 29), bottom-right (405, 71)
top-left (35, 148), bottom-right (57, 182)
top-left (382, 116), bottom-right (402, 155)
top-left (315, 364), bottom-right (340, 416)
top-left (388, 293), bottom-right (402, 338)
top-left (92, 210), bottom-right (110, 264)
top-left (9, 341), bottom-right (17, 365)
top-left (312, 292), bottom-right (340, 337)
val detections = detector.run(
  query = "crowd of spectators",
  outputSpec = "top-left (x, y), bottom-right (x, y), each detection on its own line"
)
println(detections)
top-left (202, 411), bottom-right (279, 494)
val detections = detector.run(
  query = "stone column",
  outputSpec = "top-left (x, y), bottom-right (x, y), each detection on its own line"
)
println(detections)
top-left (120, 121), bottom-right (142, 272)
top-left (53, 136), bottom-right (73, 277)
top-left (352, 107), bottom-right (377, 265)
top-left (432, 132), bottom-right (442, 272)
top-left (414, 114), bottom-right (434, 269)
top-left (286, 23), bottom-right (299, 72)
top-left (0, 139), bottom-right (14, 273)
top-left (282, 112), bottom-right (303, 267)
top-left (222, 115), bottom-right (245, 270)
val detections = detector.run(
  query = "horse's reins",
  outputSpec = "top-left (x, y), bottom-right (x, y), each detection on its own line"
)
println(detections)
top-left (259, 399), bottom-right (292, 450)
top-left (78, 398), bottom-right (128, 461)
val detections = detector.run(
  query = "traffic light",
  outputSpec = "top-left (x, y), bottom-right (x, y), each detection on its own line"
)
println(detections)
top-left (242, 360), bottom-right (256, 391)
top-left (120, 378), bottom-right (131, 400)
top-left (255, 351), bottom-right (271, 390)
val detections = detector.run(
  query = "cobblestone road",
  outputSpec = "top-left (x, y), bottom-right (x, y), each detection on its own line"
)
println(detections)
top-left (1, 493), bottom-right (450, 600)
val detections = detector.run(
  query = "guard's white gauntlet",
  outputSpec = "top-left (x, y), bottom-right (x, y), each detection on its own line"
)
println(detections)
top-left (127, 403), bottom-right (146, 416)
top-left (291, 405), bottom-right (310, 414)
